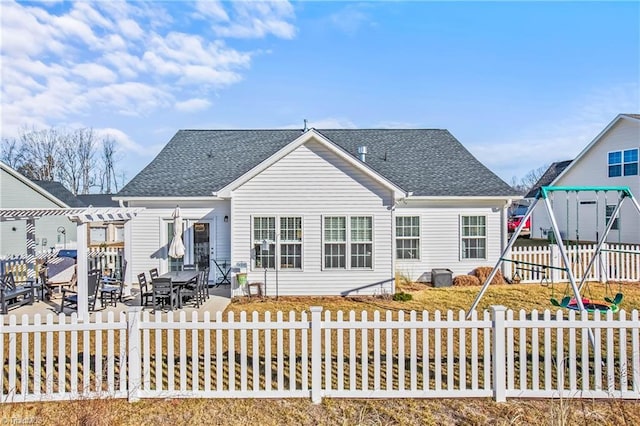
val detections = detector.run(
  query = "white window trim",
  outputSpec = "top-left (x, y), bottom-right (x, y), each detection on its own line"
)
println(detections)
top-left (608, 148), bottom-right (639, 177)
top-left (459, 214), bottom-right (488, 261)
top-left (396, 216), bottom-right (421, 261)
top-left (322, 215), bottom-right (375, 271)
top-left (250, 215), bottom-right (304, 272)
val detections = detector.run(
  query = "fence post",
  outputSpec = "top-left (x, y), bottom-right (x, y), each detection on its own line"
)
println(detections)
top-left (127, 306), bottom-right (143, 402)
top-left (310, 306), bottom-right (323, 404)
top-left (492, 305), bottom-right (507, 402)
top-left (549, 244), bottom-right (560, 283)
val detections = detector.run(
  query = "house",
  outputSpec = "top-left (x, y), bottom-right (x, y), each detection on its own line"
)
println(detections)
top-left (0, 162), bottom-right (79, 257)
top-left (528, 114), bottom-right (640, 244)
top-left (0, 162), bottom-right (125, 257)
top-left (115, 128), bottom-right (519, 296)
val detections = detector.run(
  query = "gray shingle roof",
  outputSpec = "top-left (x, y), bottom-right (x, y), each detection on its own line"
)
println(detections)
top-left (30, 180), bottom-right (86, 207)
top-left (76, 194), bottom-right (118, 207)
top-left (524, 160), bottom-right (573, 198)
top-left (118, 129), bottom-right (518, 198)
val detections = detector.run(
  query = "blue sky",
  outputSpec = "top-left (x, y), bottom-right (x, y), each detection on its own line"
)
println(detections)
top-left (1, 1), bottom-right (638, 188)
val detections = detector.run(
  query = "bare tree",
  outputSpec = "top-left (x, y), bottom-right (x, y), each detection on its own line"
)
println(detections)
top-left (17, 127), bottom-right (60, 180)
top-left (100, 137), bottom-right (119, 193)
top-left (0, 137), bottom-right (24, 168)
top-left (4, 126), bottom-right (122, 195)
top-left (510, 164), bottom-right (549, 195)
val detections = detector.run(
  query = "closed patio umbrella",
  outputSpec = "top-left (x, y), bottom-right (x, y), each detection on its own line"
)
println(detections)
top-left (168, 206), bottom-right (185, 259)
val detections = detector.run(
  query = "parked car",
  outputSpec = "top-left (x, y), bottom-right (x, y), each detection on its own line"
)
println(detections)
top-left (508, 205), bottom-right (531, 235)
top-left (57, 249), bottom-right (78, 260)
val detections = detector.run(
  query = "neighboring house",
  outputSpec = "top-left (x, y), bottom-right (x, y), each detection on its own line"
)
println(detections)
top-left (114, 129), bottom-right (519, 295)
top-left (528, 114), bottom-right (640, 244)
top-left (0, 162), bottom-right (78, 256)
top-left (116, 128), bottom-right (519, 297)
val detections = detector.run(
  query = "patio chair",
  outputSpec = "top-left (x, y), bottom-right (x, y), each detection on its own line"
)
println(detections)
top-left (137, 272), bottom-right (153, 307)
top-left (59, 269), bottom-right (102, 313)
top-left (149, 268), bottom-right (159, 280)
top-left (38, 269), bottom-right (54, 301)
top-left (151, 277), bottom-right (179, 311)
top-left (180, 270), bottom-right (204, 308)
top-left (1, 272), bottom-right (34, 314)
top-left (199, 268), bottom-right (210, 301)
top-left (100, 260), bottom-right (126, 306)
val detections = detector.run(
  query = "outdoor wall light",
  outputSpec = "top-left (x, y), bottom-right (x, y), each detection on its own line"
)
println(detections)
top-left (224, 215), bottom-right (229, 223)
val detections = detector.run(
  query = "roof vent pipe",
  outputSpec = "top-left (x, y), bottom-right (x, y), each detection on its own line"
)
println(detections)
top-left (357, 145), bottom-right (368, 162)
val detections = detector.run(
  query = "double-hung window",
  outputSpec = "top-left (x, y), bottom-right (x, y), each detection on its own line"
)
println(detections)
top-left (323, 216), bottom-right (373, 269)
top-left (253, 217), bottom-right (276, 269)
top-left (396, 216), bottom-right (420, 259)
top-left (253, 216), bottom-right (302, 269)
top-left (609, 149), bottom-right (638, 177)
top-left (324, 217), bottom-right (346, 268)
top-left (351, 216), bottom-right (372, 268)
top-left (605, 205), bottom-right (619, 231)
top-left (280, 217), bottom-right (302, 269)
top-left (461, 215), bottom-right (486, 259)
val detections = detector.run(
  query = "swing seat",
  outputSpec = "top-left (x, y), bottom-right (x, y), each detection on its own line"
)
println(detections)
top-left (550, 296), bottom-right (571, 308)
top-left (604, 293), bottom-right (624, 305)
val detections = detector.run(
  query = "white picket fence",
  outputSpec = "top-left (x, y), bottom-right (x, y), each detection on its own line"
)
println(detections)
top-left (2, 306), bottom-right (639, 403)
top-left (510, 243), bottom-right (640, 283)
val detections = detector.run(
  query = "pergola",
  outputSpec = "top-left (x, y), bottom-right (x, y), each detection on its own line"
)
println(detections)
top-left (0, 207), bottom-right (143, 321)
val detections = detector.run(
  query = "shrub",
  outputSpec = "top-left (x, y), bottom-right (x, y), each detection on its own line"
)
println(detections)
top-left (472, 266), bottom-right (507, 285)
top-left (453, 275), bottom-right (481, 287)
top-left (392, 292), bottom-right (413, 301)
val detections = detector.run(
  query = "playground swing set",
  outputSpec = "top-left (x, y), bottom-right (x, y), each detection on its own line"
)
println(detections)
top-left (467, 185), bottom-right (640, 319)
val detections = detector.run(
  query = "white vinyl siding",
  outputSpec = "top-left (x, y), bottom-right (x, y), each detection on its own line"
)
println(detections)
top-left (231, 140), bottom-right (394, 296)
top-left (396, 216), bottom-right (420, 260)
top-left (126, 202), bottom-right (231, 285)
top-left (394, 203), bottom-right (504, 281)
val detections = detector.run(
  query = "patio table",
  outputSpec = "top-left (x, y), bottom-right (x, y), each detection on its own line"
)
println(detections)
top-left (158, 270), bottom-right (199, 308)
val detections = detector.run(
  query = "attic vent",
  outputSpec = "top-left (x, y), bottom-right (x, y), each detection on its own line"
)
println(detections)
top-left (357, 145), bottom-right (368, 162)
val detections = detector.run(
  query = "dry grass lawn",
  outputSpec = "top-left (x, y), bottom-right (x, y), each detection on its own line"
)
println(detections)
top-left (3, 280), bottom-right (640, 425)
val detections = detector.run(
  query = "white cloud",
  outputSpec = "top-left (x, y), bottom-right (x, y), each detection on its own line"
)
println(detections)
top-left (213, 1), bottom-right (296, 39)
top-left (193, 0), bottom-right (229, 22)
top-left (0, 0), bottom-right (298, 156)
top-left (72, 63), bottom-right (118, 83)
top-left (329, 4), bottom-right (375, 35)
top-left (175, 98), bottom-right (212, 112)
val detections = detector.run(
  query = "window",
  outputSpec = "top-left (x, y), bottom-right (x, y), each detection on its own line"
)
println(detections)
top-left (351, 216), bottom-right (372, 268)
top-left (324, 216), bottom-right (346, 268)
top-left (253, 216), bottom-right (303, 270)
top-left (323, 216), bottom-right (373, 269)
top-left (609, 149), bottom-right (638, 177)
top-left (253, 217), bottom-right (275, 268)
top-left (396, 216), bottom-right (420, 259)
top-left (115, 226), bottom-right (125, 242)
top-left (461, 215), bottom-right (486, 259)
top-left (280, 217), bottom-right (302, 269)
top-left (605, 205), bottom-right (619, 231)
top-left (90, 227), bottom-right (106, 243)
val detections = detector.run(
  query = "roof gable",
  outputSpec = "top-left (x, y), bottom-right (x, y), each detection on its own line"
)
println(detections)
top-left (215, 129), bottom-right (406, 198)
top-left (525, 160), bottom-right (573, 198)
top-left (550, 114), bottom-right (640, 185)
top-left (117, 129), bottom-right (518, 198)
top-left (0, 162), bottom-right (70, 208)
